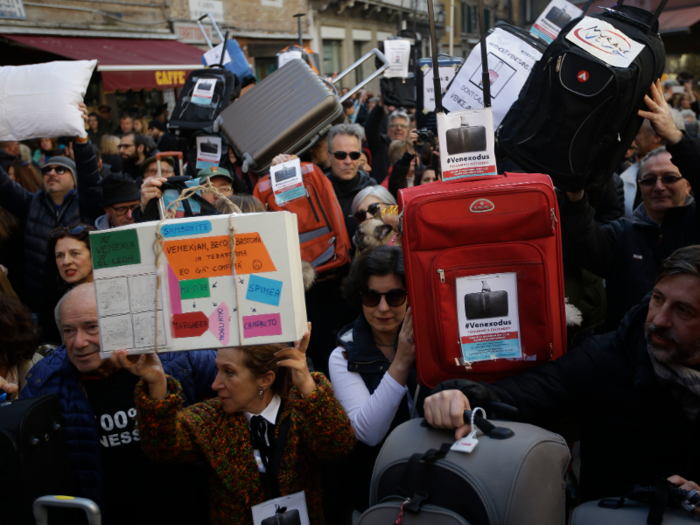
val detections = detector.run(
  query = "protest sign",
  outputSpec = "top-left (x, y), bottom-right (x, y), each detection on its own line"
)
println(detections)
top-left (270, 158), bottom-right (305, 205)
top-left (421, 65), bottom-right (456, 113)
top-left (192, 78), bottom-right (216, 105)
top-left (565, 16), bottom-right (645, 68)
top-left (383, 39), bottom-right (411, 78)
top-left (91, 212), bottom-right (307, 357)
top-left (442, 28), bottom-right (542, 128)
top-left (530, 0), bottom-right (582, 44)
top-left (437, 108), bottom-right (496, 181)
top-left (456, 272), bottom-right (521, 364)
top-left (196, 136), bottom-right (222, 169)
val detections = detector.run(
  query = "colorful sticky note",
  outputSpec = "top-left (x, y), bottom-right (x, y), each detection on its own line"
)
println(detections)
top-left (171, 312), bottom-right (209, 338)
top-left (243, 313), bottom-right (282, 338)
top-left (164, 235), bottom-right (233, 281)
top-left (168, 266), bottom-right (182, 314)
top-left (246, 275), bottom-right (283, 306)
top-left (161, 221), bottom-right (212, 238)
top-left (180, 278), bottom-right (210, 300)
top-left (233, 232), bottom-right (276, 275)
top-left (209, 302), bottom-right (230, 346)
top-left (91, 229), bottom-right (141, 269)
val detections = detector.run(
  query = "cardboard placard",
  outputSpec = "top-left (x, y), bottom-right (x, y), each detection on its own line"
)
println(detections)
top-left (196, 136), bottom-right (222, 170)
top-left (565, 16), bottom-right (645, 68)
top-left (91, 212), bottom-right (307, 356)
top-left (383, 39), bottom-right (411, 78)
top-left (442, 28), bottom-right (543, 128)
top-left (437, 108), bottom-right (497, 181)
top-left (530, 0), bottom-right (582, 44)
top-left (421, 65), bottom-right (457, 113)
top-left (456, 272), bottom-right (521, 364)
top-left (270, 158), bottom-right (305, 206)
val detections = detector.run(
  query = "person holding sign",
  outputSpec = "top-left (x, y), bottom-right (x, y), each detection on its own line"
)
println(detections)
top-left (113, 325), bottom-right (355, 525)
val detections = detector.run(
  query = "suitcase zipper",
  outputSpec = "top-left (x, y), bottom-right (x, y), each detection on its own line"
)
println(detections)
top-left (305, 187), bottom-right (320, 223)
top-left (550, 208), bottom-right (558, 231)
top-left (556, 55), bottom-right (562, 72)
top-left (437, 269), bottom-right (445, 283)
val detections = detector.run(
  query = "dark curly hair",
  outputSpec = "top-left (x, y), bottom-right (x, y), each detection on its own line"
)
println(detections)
top-left (47, 223), bottom-right (94, 261)
top-left (341, 245), bottom-right (405, 308)
top-left (0, 296), bottom-right (40, 369)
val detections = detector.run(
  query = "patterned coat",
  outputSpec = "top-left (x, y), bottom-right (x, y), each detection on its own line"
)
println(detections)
top-left (135, 372), bottom-right (355, 525)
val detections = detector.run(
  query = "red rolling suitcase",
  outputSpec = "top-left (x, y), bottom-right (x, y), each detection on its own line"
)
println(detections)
top-left (399, 174), bottom-right (566, 387)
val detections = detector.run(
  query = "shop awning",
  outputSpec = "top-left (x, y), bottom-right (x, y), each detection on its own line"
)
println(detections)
top-left (3, 35), bottom-right (204, 92)
top-left (658, 5), bottom-right (700, 33)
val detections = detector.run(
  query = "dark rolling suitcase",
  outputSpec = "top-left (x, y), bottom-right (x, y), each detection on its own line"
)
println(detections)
top-left (464, 281), bottom-right (509, 320)
top-left (0, 395), bottom-right (74, 524)
top-left (445, 115), bottom-right (487, 154)
top-left (544, 6), bottom-right (572, 28)
top-left (219, 49), bottom-right (389, 176)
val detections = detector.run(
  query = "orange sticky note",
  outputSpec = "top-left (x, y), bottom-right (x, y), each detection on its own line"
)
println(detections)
top-left (234, 232), bottom-right (276, 275)
top-left (164, 235), bottom-right (233, 281)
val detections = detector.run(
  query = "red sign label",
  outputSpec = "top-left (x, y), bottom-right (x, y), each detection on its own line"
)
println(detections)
top-left (171, 312), bottom-right (209, 338)
top-left (577, 70), bottom-right (589, 82)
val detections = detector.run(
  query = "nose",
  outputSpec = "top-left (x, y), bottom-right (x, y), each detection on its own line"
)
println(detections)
top-left (73, 328), bottom-right (89, 350)
top-left (211, 371), bottom-right (224, 391)
top-left (126, 208), bottom-right (134, 220)
top-left (377, 295), bottom-right (391, 313)
top-left (652, 302), bottom-right (673, 328)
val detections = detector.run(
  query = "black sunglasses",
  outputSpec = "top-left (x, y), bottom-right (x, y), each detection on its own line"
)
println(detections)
top-left (639, 175), bottom-right (683, 187)
top-left (361, 288), bottom-right (407, 308)
top-left (354, 202), bottom-right (383, 224)
top-left (51, 225), bottom-right (88, 238)
top-left (332, 151), bottom-right (362, 161)
top-left (42, 166), bottom-right (69, 176)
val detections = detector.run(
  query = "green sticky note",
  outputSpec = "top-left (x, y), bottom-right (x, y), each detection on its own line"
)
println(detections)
top-left (91, 229), bottom-right (141, 270)
top-left (180, 278), bottom-right (210, 299)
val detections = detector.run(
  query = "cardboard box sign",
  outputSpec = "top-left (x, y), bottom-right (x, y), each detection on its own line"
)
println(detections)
top-left (90, 212), bottom-right (307, 357)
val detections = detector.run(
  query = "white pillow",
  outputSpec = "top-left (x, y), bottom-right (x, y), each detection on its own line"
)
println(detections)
top-left (0, 60), bottom-right (97, 141)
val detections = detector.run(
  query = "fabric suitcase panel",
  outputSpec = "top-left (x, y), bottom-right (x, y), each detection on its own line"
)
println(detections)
top-left (464, 289), bottom-right (509, 319)
top-left (571, 500), bottom-right (694, 525)
top-left (445, 125), bottom-right (487, 154)
top-left (357, 501), bottom-right (470, 524)
top-left (219, 60), bottom-right (342, 174)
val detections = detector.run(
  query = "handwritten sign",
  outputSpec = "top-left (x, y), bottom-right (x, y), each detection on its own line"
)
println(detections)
top-left (91, 229), bottom-right (141, 269)
top-left (164, 235), bottom-right (233, 280)
top-left (180, 278), bottom-right (210, 300)
top-left (234, 233), bottom-right (276, 275)
top-left (246, 275), bottom-right (283, 307)
top-left (243, 313), bottom-right (282, 338)
top-left (171, 311), bottom-right (209, 338)
top-left (209, 302), bottom-right (230, 346)
top-left (168, 266), bottom-right (183, 314)
top-left (161, 221), bottom-right (212, 238)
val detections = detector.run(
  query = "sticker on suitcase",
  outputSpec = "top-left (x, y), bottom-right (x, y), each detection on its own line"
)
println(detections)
top-left (531, 0), bottom-right (582, 43)
top-left (196, 135), bottom-right (222, 169)
top-left (456, 272), bottom-right (521, 364)
top-left (437, 108), bottom-right (497, 181)
top-left (192, 78), bottom-right (217, 105)
top-left (565, 16), bottom-right (645, 68)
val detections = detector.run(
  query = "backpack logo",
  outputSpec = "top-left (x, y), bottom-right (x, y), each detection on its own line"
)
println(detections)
top-left (470, 199), bottom-right (495, 213)
top-left (577, 70), bottom-right (589, 82)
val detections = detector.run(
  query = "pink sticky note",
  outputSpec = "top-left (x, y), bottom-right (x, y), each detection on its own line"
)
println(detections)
top-left (168, 265), bottom-right (182, 314)
top-left (209, 302), bottom-right (230, 346)
top-left (243, 313), bottom-right (282, 338)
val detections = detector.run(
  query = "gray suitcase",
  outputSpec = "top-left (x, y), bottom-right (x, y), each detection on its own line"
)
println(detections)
top-left (218, 49), bottom-right (389, 176)
top-left (572, 499), bottom-right (697, 524)
top-left (360, 418), bottom-right (570, 525)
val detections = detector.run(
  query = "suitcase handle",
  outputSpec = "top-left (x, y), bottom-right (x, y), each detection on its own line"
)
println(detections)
top-left (34, 496), bottom-right (101, 525)
top-left (333, 48), bottom-right (390, 104)
top-left (481, 280), bottom-right (491, 293)
top-left (196, 13), bottom-right (225, 50)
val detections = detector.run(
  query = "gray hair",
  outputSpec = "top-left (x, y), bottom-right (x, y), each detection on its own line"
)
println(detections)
top-left (639, 146), bottom-right (669, 177)
top-left (657, 245), bottom-right (700, 284)
top-left (389, 109), bottom-right (410, 125)
top-left (54, 283), bottom-right (96, 343)
top-left (351, 185), bottom-right (397, 215)
top-left (680, 109), bottom-right (698, 120)
top-left (368, 97), bottom-right (380, 104)
top-left (327, 123), bottom-right (365, 152)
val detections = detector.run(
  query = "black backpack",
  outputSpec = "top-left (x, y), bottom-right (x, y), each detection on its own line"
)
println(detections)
top-left (497, 0), bottom-right (667, 192)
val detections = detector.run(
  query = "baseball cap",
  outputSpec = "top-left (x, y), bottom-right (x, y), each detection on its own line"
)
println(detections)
top-left (198, 166), bottom-right (233, 185)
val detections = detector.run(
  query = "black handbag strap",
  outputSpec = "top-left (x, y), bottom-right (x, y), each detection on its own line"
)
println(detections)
top-left (397, 443), bottom-right (452, 500)
top-left (263, 416), bottom-right (291, 501)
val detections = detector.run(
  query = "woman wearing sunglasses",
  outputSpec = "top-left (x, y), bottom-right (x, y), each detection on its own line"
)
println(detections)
top-left (48, 224), bottom-right (95, 287)
top-left (328, 245), bottom-right (419, 512)
top-left (351, 186), bottom-right (397, 225)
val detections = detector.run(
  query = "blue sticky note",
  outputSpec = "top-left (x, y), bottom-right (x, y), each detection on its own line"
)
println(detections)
top-left (246, 275), bottom-right (283, 307)
top-left (161, 220), bottom-right (212, 238)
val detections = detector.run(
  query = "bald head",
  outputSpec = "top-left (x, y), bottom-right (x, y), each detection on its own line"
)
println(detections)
top-left (55, 283), bottom-right (96, 332)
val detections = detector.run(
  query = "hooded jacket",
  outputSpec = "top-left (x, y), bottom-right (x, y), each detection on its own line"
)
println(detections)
top-left (325, 168), bottom-right (376, 243)
top-left (19, 346), bottom-right (218, 509)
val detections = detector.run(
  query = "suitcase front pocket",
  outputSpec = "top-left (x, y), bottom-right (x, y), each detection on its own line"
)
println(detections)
top-left (430, 243), bottom-right (552, 376)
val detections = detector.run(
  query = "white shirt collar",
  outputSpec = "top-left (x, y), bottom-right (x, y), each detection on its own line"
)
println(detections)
top-left (244, 393), bottom-right (281, 427)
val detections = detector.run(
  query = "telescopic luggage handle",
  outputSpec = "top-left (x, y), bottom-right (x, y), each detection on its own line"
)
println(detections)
top-left (34, 496), bottom-right (101, 525)
top-left (196, 13), bottom-right (226, 50)
top-left (332, 48), bottom-right (390, 103)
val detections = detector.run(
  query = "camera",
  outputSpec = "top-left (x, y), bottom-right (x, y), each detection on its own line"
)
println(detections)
top-left (417, 128), bottom-right (435, 146)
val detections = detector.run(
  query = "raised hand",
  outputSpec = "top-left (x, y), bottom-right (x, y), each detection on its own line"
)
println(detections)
top-left (111, 350), bottom-right (167, 399)
top-left (275, 323), bottom-right (316, 398)
top-left (638, 79), bottom-right (683, 145)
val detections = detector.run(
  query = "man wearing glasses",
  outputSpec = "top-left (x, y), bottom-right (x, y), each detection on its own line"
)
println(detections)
top-left (119, 132), bottom-right (148, 180)
top-left (561, 79), bottom-right (700, 331)
top-left (94, 173), bottom-right (141, 230)
top-left (365, 104), bottom-right (411, 183)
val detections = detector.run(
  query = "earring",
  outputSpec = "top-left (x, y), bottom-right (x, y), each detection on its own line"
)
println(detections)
top-left (259, 387), bottom-right (264, 400)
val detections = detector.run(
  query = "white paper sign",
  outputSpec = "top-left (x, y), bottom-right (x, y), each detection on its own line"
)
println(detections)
top-left (191, 78), bottom-right (216, 106)
top-left (437, 108), bottom-right (496, 181)
top-left (456, 272), bottom-right (521, 364)
top-left (383, 39), bottom-right (411, 78)
top-left (202, 43), bottom-right (232, 67)
top-left (270, 158), bottom-right (305, 205)
top-left (422, 66), bottom-right (457, 113)
top-left (531, 0), bottom-right (582, 44)
top-left (442, 28), bottom-right (542, 128)
top-left (278, 50), bottom-right (303, 69)
top-left (196, 136), bottom-right (222, 170)
top-left (251, 491), bottom-right (310, 525)
top-left (565, 16), bottom-right (645, 68)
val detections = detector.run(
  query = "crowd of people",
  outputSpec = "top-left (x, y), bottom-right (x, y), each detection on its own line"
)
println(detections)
top-left (0, 65), bottom-right (699, 525)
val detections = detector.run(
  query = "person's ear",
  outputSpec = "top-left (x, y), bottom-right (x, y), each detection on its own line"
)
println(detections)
top-left (138, 145), bottom-right (145, 154)
top-left (259, 370), bottom-right (275, 391)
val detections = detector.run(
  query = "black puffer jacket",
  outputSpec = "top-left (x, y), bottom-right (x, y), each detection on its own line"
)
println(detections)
top-left (559, 132), bottom-right (700, 330)
top-left (434, 295), bottom-right (700, 503)
top-left (325, 169), bottom-right (376, 244)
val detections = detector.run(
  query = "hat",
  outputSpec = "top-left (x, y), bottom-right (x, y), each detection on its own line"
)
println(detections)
top-left (44, 156), bottom-right (77, 186)
top-left (198, 166), bottom-right (233, 185)
top-left (140, 156), bottom-right (174, 176)
top-left (148, 119), bottom-right (166, 132)
top-left (100, 173), bottom-right (141, 207)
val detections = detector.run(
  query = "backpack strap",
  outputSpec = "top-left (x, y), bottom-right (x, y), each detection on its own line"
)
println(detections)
top-left (263, 416), bottom-right (291, 501)
top-left (396, 443), bottom-right (452, 505)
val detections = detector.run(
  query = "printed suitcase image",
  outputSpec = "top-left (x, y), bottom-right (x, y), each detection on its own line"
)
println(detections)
top-left (545, 6), bottom-right (572, 28)
top-left (445, 115), bottom-right (487, 154)
top-left (200, 140), bottom-right (219, 154)
top-left (274, 166), bottom-right (298, 184)
top-left (261, 507), bottom-right (301, 525)
top-left (464, 280), bottom-right (508, 320)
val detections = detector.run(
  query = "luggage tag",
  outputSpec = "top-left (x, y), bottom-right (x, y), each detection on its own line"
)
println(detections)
top-left (191, 78), bottom-right (217, 106)
top-left (251, 490), bottom-right (310, 525)
top-left (270, 158), bottom-right (305, 206)
top-left (196, 136), bottom-right (222, 170)
top-left (451, 407), bottom-right (486, 454)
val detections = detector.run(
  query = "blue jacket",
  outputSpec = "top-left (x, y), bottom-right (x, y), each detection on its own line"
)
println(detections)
top-left (19, 346), bottom-right (218, 508)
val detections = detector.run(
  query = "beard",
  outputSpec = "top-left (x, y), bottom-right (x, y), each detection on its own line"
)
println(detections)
top-left (645, 323), bottom-right (700, 365)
